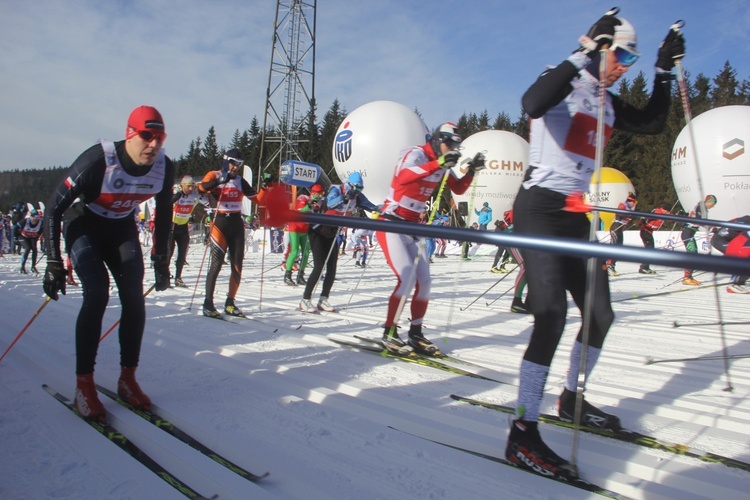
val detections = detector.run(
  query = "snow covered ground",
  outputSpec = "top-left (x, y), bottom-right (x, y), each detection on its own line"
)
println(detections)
top-left (1, 235), bottom-right (749, 499)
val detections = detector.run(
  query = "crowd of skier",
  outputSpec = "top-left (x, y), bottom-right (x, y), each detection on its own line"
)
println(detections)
top-left (4, 8), bottom-right (750, 485)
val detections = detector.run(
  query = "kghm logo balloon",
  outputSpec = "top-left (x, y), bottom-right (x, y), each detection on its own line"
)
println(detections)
top-left (671, 105), bottom-right (750, 221)
top-left (452, 130), bottom-right (529, 226)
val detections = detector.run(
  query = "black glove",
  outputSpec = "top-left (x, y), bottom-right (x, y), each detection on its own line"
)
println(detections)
top-left (345, 189), bottom-right (359, 201)
top-left (218, 170), bottom-right (231, 184)
top-left (656, 28), bottom-right (685, 72)
top-left (438, 151), bottom-right (461, 169)
top-left (467, 152), bottom-right (487, 173)
top-left (43, 260), bottom-right (67, 300)
top-left (152, 254), bottom-right (171, 291)
top-left (579, 13), bottom-right (622, 53)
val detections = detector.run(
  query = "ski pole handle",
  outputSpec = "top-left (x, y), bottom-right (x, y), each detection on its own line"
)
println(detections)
top-left (670, 20), bottom-right (686, 63)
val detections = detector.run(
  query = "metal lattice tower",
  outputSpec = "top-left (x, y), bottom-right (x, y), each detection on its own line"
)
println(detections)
top-left (258, 0), bottom-right (317, 184)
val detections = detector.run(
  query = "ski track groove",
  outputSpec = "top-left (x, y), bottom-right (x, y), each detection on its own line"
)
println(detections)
top-left (3, 329), bottom-right (273, 499)
top-left (146, 320), bottom-right (750, 499)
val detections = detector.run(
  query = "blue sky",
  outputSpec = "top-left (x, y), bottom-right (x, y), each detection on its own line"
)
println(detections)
top-left (1, 0), bottom-right (748, 172)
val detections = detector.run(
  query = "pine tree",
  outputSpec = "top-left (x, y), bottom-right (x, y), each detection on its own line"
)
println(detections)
top-left (710, 61), bottom-right (741, 107)
top-left (202, 126), bottom-right (221, 171)
top-left (477, 109), bottom-right (491, 132)
top-left (298, 101), bottom-right (320, 165)
top-left (492, 111), bottom-right (513, 131)
top-left (185, 137), bottom-right (204, 176)
top-left (318, 99), bottom-right (346, 183)
top-left (512, 111), bottom-right (529, 141)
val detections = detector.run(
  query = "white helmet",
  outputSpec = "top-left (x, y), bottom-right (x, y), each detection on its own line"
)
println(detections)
top-left (430, 122), bottom-right (462, 153)
top-left (612, 17), bottom-right (640, 65)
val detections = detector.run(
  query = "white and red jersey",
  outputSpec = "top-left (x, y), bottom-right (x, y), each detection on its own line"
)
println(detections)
top-left (524, 70), bottom-right (615, 195)
top-left (87, 141), bottom-right (167, 219)
top-left (173, 191), bottom-right (209, 225)
top-left (381, 143), bottom-right (473, 222)
top-left (20, 217), bottom-right (42, 238)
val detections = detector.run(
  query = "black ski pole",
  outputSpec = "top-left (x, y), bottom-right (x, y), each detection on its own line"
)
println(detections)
top-left (485, 283), bottom-right (517, 308)
top-left (459, 265), bottom-right (518, 311)
top-left (673, 319), bottom-right (750, 328)
top-left (646, 353), bottom-right (750, 365)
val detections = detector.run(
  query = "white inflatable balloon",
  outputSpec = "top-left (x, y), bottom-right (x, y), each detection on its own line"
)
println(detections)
top-left (451, 130), bottom-right (528, 225)
top-left (672, 105), bottom-right (750, 220)
top-left (332, 100), bottom-right (429, 205)
top-left (584, 167), bottom-right (635, 231)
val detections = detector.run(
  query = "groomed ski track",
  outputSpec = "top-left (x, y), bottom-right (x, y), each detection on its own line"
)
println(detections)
top-left (1, 243), bottom-right (749, 499)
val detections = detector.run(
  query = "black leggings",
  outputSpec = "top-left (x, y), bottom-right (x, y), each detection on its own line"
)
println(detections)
top-left (205, 213), bottom-right (245, 307)
top-left (609, 226), bottom-right (625, 266)
top-left (170, 223), bottom-right (190, 279)
top-left (67, 213), bottom-right (145, 375)
top-left (514, 186), bottom-right (614, 366)
top-left (303, 229), bottom-right (339, 300)
top-left (20, 236), bottom-right (39, 270)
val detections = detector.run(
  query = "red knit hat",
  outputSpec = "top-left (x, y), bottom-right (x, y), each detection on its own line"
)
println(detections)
top-left (126, 106), bottom-right (165, 140)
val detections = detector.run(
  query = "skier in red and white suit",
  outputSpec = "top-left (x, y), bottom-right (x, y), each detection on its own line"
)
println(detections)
top-left (376, 122), bottom-right (484, 355)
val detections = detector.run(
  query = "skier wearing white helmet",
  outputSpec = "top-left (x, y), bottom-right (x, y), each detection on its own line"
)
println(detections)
top-left (505, 10), bottom-right (685, 480)
top-left (377, 122), bottom-right (486, 356)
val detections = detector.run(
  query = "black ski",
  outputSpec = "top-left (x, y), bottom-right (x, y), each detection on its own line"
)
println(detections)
top-left (96, 385), bottom-right (269, 482)
top-left (328, 336), bottom-right (505, 384)
top-left (202, 313), bottom-right (231, 322)
top-left (450, 394), bottom-right (750, 474)
top-left (388, 425), bottom-right (632, 499)
top-left (42, 385), bottom-right (213, 499)
top-left (353, 334), bottom-right (492, 370)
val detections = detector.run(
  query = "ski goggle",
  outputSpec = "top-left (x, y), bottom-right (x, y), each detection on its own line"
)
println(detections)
top-left (224, 155), bottom-right (244, 168)
top-left (439, 134), bottom-right (462, 151)
top-left (136, 129), bottom-right (167, 143)
top-left (612, 45), bottom-right (639, 67)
